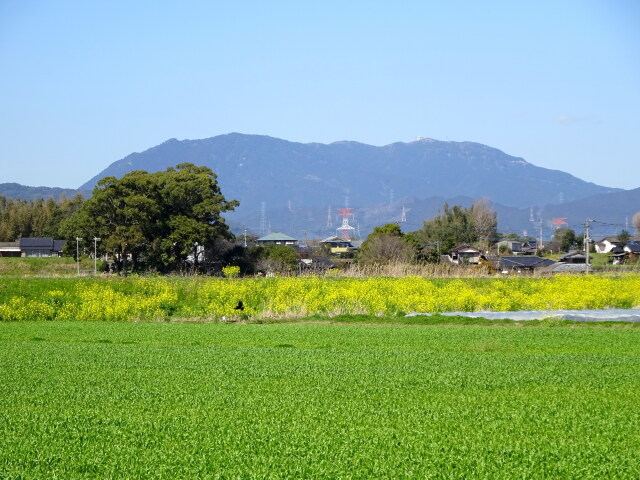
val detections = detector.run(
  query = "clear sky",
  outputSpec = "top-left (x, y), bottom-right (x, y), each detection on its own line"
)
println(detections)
top-left (1, 1), bottom-right (639, 190)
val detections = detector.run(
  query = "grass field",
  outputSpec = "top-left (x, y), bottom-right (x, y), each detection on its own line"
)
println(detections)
top-left (0, 257), bottom-right (104, 277)
top-left (1, 321), bottom-right (639, 479)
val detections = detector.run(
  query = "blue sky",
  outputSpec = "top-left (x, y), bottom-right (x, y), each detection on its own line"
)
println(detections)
top-left (1, 1), bottom-right (639, 189)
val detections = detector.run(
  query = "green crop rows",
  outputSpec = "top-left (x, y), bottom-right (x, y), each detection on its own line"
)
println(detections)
top-left (1, 322), bottom-right (639, 479)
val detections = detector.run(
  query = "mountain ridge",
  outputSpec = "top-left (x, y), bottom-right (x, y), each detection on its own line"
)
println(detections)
top-left (0, 183), bottom-right (89, 201)
top-left (2, 133), bottom-right (635, 238)
top-left (78, 133), bottom-right (619, 209)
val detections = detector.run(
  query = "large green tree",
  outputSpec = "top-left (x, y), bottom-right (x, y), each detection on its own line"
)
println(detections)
top-left (551, 228), bottom-right (577, 253)
top-left (61, 164), bottom-right (238, 274)
top-left (412, 200), bottom-right (497, 257)
top-left (413, 203), bottom-right (475, 254)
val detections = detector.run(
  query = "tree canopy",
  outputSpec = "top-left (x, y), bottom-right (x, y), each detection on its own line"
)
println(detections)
top-left (0, 195), bottom-right (84, 242)
top-left (551, 228), bottom-right (577, 253)
top-left (412, 200), bottom-right (497, 255)
top-left (358, 223), bottom-right (417, 265)
top-left (634, 212), bottom-right (640, 236)
top-left (61, 164), bottom-right (238, 274)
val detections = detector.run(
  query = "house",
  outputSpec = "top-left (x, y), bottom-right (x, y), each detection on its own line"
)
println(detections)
top-left (521, 240), bottom-right (538, 254)
top-left (496, 240), bottom-right (537, 255)
top-left (548, 251), bottom-right (591, 272)
top-left (551, 262), bottom-right (592, 273)
top-left (496, 240), bottom-right (522, 254)
top-left (443, 244), bottom-right (482, 265)
top-left (0, 241), bottom-right (21, 257)
top-left (0, 238), bottom-right (66, 257)
top-left (595, 237), bottom-right (624, 254)
top-left (608, 245), bottom-right (627, 265)
top-left (499, 256), bottom-right (556, 274)
top-left (624, 241), bottom-right (640, 256)
top-left (19, 238), bottom-right (66, 257)
top-left (559, 251), bottom-right (586, 264)
top-left (256, 232), bottom-right (298, 246)
top-left (320, 236), bottom-right (357, 255)
top-left (299, 256), bottom-right (336, 272)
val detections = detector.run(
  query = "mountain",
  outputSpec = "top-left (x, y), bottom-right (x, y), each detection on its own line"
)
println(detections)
top-left (5, 133), bottom-right (635, 239)
top-left (81, 134), bottom-right (618, 210)
top-left (78, 133), bottom-right (623, 237)
top-left (0, 183), bottom-right (87, 201)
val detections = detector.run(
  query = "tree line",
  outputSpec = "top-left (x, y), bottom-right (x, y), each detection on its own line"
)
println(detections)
top-left (356, 199), bottom-right (498, 265)
top-left (0, 195), bottom-right (84, 241)
top-left (6, 162), bottom-right (638, 274)
top-left (0, 164), bottom-right (500, 274)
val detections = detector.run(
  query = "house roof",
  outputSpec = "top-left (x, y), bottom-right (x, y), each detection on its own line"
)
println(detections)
top-left (598, 237), bottom-right (624, 245)
top-left (257, 232), bottom-right (297, 242)
top-left (559, 251), bottom-right (586, 260)
top-left (300, 256), bottom-right (336, 268)
top-left (321, 236), bottom-right (343, 243)
top-left (20, 237), bottom-right (55, 249)
top-left (321, 236), bottom-right (354, 246)
top-left (625, 241), bottom-right (640, 253)
top-left (500, 256), bottom-right (556, 269)
top-left (552, 263), bottom-right (591, 273)
top-left (450, 244), bottom-right (481, 254)
top-left (18, 237), bottom-right (66, 251)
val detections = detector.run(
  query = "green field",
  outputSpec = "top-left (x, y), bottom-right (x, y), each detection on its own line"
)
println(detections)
top-left (1, 321), bottom-right (639, 479)
top-left (0, 257), bottom-right (104, 277)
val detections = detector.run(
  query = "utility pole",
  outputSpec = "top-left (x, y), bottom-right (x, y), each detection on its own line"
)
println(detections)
top-left (538, 222), bottom-right (543, 253)
top-left (584, 219), bottom-right (592, 273)
top-left (243, 228), bottom-right (247, 248)
top-left (76, 237), bottom-right (82, 275)
top-left (93, 237), bottom-right (101, 275)
top-left (260, 202), bottom-right (267, 237)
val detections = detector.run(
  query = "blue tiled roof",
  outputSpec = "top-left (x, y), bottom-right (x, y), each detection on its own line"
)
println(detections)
top-left (20, 237), bottom-right (54, 249)
top-left (500, 256), bottom-right (556, 268)
top-left (257, 232), bottom-right (297, 242)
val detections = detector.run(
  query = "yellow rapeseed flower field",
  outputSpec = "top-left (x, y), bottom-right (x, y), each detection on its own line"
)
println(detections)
top-left (1, 274), bottom-right (639, 322)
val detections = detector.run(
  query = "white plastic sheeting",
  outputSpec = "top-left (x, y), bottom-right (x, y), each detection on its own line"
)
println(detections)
top-left (406, 309), bottom-right (640, 323)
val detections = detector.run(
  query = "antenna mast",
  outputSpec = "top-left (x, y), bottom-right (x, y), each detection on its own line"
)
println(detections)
top-left (336, 208), bottom-right (356, 240)
top-left (551, 218), bottom-right (568, 229)
top-left (259, 202), bottom-right (267, 236)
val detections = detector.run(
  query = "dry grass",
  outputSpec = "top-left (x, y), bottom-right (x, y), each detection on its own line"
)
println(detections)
top-left (335, 262), bottom-right (500, 278)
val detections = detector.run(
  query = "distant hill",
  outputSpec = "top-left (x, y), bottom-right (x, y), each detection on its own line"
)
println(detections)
top-left (0, 183), bottom-right (86, 201)
top-left (404, 190), bottom-right (640, 240)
